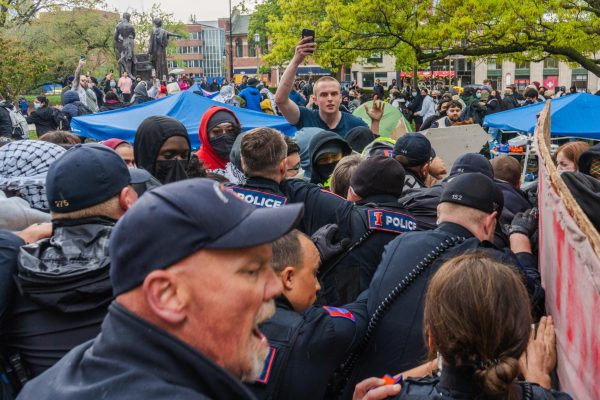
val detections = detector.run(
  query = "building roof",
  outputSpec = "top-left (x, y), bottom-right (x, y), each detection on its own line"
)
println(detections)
top-left (232, 14), bottom-right (250, 35)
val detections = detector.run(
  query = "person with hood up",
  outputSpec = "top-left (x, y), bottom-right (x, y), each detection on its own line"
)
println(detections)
top-left (61, 90), bottom-right (92, 122)
top-left (239, 77), bottom-right (263, 112)
top-left (308, 130), bottom-right (352, 187)
top-left (134, 115), bottom-right (192, 184)
top-left (213, 84), bottom-right (241, 107)
top-left (130, 81), bottom-right (153, 105)
top-left (345, 126), bottom-right (375, 153)
top-left (197, 106), bottom-right (242, 173)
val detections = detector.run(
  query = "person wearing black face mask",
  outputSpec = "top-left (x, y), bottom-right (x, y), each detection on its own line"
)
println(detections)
top-left (308, 130), bottom-right (352, 188)
top-left (196, 106), bottom-right (242, 173)
top-left (134, 115), bottom-right (192, 184)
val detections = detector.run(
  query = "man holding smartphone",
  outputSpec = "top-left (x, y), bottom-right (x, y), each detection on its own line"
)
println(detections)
top-left (275, 36), bottom-right (381, 138)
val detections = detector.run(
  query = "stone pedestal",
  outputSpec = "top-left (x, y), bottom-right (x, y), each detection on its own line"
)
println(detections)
top-left (135, 53), bottom-right (153, 81)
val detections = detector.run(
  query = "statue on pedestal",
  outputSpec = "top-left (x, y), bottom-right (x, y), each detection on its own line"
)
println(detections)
top-left (113, 12), bottom-right (136, 76)
top-left (148, 18), bottom-right (181, 80)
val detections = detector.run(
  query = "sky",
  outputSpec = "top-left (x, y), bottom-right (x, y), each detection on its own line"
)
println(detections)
top-left (103, 0), bottom-right (247, 22)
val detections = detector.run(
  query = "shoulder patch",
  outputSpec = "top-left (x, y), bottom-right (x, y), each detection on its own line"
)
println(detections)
top-left (382, 149), bottom-right (393, 158)
top-left (255, 346), bottom-right (277, 384)
top-left (322, 306), bottom-right (356, 322)
top-left (367, 208), bottom-right (417, 234)
top-left (230, 186), bottom-right (287, 208)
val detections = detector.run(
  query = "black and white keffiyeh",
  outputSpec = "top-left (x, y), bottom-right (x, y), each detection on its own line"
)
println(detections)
top-left (0, 140), bottom-right (65, 211)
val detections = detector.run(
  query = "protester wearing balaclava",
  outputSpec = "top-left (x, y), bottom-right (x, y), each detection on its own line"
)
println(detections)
top-left (197, 106), bottom-right (241, 170)
top-left (308, 130), bottom-right (352, 186)
top-left (134, 115), bottom-right (191, 184)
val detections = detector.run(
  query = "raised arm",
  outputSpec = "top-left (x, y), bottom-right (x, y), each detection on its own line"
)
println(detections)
top-left (275, 37), bottom-right (316, 125)
top-left (72, 59), bottom-right (85, 90)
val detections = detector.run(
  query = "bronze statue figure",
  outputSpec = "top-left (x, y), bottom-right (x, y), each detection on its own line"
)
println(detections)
top-left (148, 18), bottom-right (181, 80)
top-left (114, 12), bottom-right (136, 76)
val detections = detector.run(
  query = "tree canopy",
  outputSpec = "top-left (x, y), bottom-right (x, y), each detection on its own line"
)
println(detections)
top-left (260, 0), bottom-right (600, 76)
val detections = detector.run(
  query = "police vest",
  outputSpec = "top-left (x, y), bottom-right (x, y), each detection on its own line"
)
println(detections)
top-left (247, 308), bottom-right (304, 400)
top-left (229, 186), bottom-right (287, 208)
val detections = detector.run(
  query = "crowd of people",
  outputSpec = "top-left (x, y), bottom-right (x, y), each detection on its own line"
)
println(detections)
top-left (0, 37), bottom-right (596, 400)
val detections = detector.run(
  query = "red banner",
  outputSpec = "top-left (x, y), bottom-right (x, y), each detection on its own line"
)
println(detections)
top-left (535, 103), bottom-right (600, 400)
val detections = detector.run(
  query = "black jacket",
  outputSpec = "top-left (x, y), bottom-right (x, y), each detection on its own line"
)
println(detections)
top-left (247, 295), bottom-right (368, 400)
top-left (0, 103), bottom-right (14, 138)
top-left (495, 179), bottom-right (532, 227)
top-left (1, 217), bottom-right (115, 378)
top-left (389, 367), bottom-right (572, 399)
top-left (281, 180), bottom-right (417, 306)
top-left (228, 177), bottom-right (287, 208)
top-left (17, 302), bottom-right (256, 400)
top-left (25, 106), bottom-right (58, 137)
top-left (345, 223), bottom-right (543, 393)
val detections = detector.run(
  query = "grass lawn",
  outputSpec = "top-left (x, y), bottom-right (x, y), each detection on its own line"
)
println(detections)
top-left (24, 94), bottom-right (62, 107)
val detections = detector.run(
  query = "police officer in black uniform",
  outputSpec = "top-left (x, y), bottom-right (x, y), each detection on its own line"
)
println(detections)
top-left (343, 173), bottom-right (544, 397)
top-left (281, 155), bottom-right (418, 306)
top-left (247, 228), bottom-right (368, 400)
top-left (228, 127), bottom-right (289, 208)
top-left (393, 133), bottom-right (434, 194)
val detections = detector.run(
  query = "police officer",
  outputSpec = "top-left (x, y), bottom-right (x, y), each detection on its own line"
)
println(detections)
top-left (398, 153), bottom-right (494, 230)
top-left (281, 155), bottom-right (418, 306)
top-left (247, 228), bottom-right (368, 400)
top-left (343, 173), bottom-right (543, 396)
top-left (228, 127), bottom-right (289, 208)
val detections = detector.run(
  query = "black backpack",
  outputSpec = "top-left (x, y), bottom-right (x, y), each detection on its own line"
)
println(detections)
top-left (76, 103), bottom-right (92, 116)
top-left (51, 109), bottom-right (71, 131)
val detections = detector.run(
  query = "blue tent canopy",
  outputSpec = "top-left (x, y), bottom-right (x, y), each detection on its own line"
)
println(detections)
top-left (71, 90), bottom-right (295, 148)
top-left (483, 93), bottom-right (600, 139)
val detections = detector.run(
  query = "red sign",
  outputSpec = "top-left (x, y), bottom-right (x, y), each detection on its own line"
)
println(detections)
top-left (399, 71), bottom-right (455, 78)
top-left (543, 76), bottom-right (558, 91)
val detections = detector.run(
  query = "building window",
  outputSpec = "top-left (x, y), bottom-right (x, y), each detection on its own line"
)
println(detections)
top-left (543, 58), bottom-right (558, 69)
top-left (515, 61), bottom-right (530, 70)
top-left (362, 72), bottom-right (374, 87)
top-left (248, 41), bottom-right (256, 57)
top-left (367, 53), bottom-right (383, 64)
top-left (235, 38), bottom-right (243, 58)
top-left (190, 31), bottom-right (201, 40)
top-left (487, 58), bottom-right (502, 70)
top-left (572, 74), bottom-right (588, 91)
top-left (168, 60), bottom-right (178, 68)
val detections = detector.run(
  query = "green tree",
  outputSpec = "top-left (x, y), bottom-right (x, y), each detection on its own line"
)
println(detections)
top-left (14, 8), bottom-right (119, 84)
top-left (0, 35), bottom-right (47, 98)
top-left (265, 0), bottom-right (600, 77)
top-left (0, 0), bottom-right (101, 28)
top-left (247, 0), bottom-right (281, 52)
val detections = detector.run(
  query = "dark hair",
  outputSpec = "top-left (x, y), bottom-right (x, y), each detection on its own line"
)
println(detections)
top-left (90, 77), bottom-right (98, 85)
top-left (491, 155), bottom-right (521, 187)
top-left (241, 127), bottom-right (287, 177)
top-left (39, 130), bottom-right (81, 148)
top-left (424, 253), bottom-right (531, 399)
top-left (105, 91), bottom-right (119, 102)
top-left (524, 88), bottom-right (538, 99)
top-left (185, 153), bottom-right (207, 178)
top-left (284, 136), bottom-right (300, 156)
top-left (36, 96), bottom-right (48, 107)
top-left (446, 100), bottom-right (463, 110)
top-left (272, 229), bottom-right (303, 274)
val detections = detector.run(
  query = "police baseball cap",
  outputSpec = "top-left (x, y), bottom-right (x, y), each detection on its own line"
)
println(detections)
top-left (448, 153), bottom-right (494, 179)
top-left (109, 178), bottom-right (304, 296)
top-left (392, 132), bottom-right (436, 167)
top-left (46, 143), bottom-right (150, 212)
top-left (440, 172), bottom-right (504, 214)
top-left (350, 155), bottom-right (406, 198)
